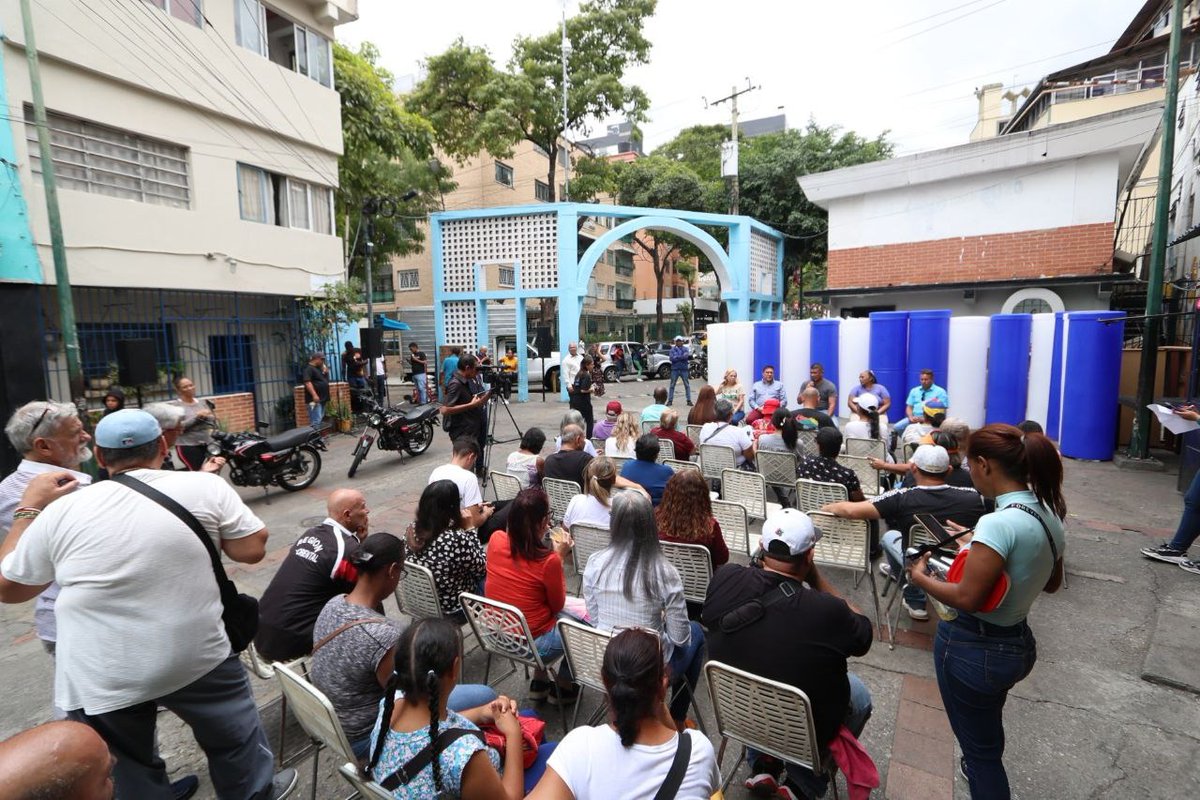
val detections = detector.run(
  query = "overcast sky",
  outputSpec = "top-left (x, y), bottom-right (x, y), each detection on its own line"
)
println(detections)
top-left (339, 0), bottom-right (1137, 156)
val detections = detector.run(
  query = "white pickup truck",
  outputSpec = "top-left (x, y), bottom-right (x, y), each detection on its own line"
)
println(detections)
top-left (524, 343), bottom-right (562, 390)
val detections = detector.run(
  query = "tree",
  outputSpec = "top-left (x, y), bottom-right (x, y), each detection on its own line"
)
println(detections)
top-left (334, 43), bottom-right (453, 290)
top-left (302, 278), bottom-right (365, 357)
top-left (615, 156), bottom-right (711, 339)
top-left (407, 0), bottom-right (656, 202)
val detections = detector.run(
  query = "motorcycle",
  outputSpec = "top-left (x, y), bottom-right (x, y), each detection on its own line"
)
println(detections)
top-left (347, 392), bottom-right (440, 478)
top-left (688, 351), bottom-right (707, 380)
top-left (207, 426), bottom-right (326, 492)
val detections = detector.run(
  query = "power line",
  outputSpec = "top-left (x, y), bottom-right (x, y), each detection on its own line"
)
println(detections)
top-left (893, 0), bottom-right (994, 30)
top-left (884, 0), bottom-right (1007, 48)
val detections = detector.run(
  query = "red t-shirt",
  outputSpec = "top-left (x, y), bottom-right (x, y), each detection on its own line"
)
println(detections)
top-left (485, 531), bottom-right (566, 637)
top-left (652, 427), bottom-right (696, 460)
top-left (659, 517), bottom-right (730, 568)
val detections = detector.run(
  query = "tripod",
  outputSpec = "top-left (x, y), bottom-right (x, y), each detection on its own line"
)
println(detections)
top-left (479, 388), bottom-right (523, 487)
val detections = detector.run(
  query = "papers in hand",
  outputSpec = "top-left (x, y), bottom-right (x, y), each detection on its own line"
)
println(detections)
top-left (1149, 404), bottom-right (1200, 435)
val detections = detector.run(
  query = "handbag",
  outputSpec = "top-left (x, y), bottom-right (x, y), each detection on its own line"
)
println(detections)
top-left (111, 474), bottom-right (260, 653)
top-left (479, 713), bottom-right (546, 769)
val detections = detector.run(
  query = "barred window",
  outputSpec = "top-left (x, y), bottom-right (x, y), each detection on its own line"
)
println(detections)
top-left (498, 266), bottom-right (515, 288)
top-left (25, 107), bottom-right (190, 208)
top-left (534, 180), bottom-right (551, 202)
top-left (397, 269), bottom-right (420, 290)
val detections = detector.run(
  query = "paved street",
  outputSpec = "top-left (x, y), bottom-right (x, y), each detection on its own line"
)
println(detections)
top-left (2, 376), bottom-right (1198, 799)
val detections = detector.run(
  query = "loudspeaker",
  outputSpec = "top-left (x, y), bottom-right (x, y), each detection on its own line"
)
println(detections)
top-left (115, 339), bottom-right (158, 386)
top-left (533, 326), bottom-right (552, 355)
top-left (360, 328), bottom-right (384, 359)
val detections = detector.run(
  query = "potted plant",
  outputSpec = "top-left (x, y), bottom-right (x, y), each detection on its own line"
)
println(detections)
top-left (327, 401), bottom-right (353, 433)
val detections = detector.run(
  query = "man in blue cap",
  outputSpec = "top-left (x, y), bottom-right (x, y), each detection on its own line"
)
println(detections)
top-left (0, 409), bottom-right (298, 800)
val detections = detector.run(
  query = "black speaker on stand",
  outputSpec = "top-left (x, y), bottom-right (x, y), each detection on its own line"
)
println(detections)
top-left (115, 338), bottom-right (158, 408)
top-left (360, 328), bottom-right (384, 359)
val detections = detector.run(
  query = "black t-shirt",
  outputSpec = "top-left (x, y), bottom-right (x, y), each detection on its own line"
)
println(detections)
top-left (870, 484), bottom-right (991, 538)
top-left (409, 350), bottom-right (427, 375)
top-left (572, 371), bottom-right (592, 396)
top-left (301, 364), bottom-right (330, 403)
top-left (543, 449), bottom-right (593, 488)
top-left (255, 524), bottom-right (360, 661)
top-left (702, 565), bottom-right (873, 746)
top-left (794, 408), bottom-right (835, 428)
top-left (445, 372), bottom-right (484, 438)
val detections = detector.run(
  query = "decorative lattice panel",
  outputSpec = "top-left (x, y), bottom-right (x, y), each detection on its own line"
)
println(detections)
top-left (444, 301), bottom-right (477, 346)
top-left (440, 213), bottom-right (559, 291)
top-left (750, 230), bottom-right (779, 296)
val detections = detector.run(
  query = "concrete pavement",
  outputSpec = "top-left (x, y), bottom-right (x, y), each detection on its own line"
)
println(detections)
top-left (1, 376), bottom-right (1198, 799)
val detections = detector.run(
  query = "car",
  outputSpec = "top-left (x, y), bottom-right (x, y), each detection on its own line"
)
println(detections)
top-left (594, 341), bottom-right (671, 381)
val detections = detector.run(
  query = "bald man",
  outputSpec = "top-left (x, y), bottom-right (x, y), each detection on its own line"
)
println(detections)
top-left (254, 489), bottom-right (371, 662)
top-left (0, 721), bottom-right (115, 799)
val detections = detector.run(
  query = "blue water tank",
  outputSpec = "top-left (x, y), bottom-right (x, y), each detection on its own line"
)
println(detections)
top-left (810, 320), bottom-right (840, 398)
top-left (1058, 312), bottom-right (1124, 460)
top-left (906, 310), bottom-right (951, 397)
top-left (869, 311), bottom-right (909, 423)
top-left (754, 321), bottom-right (782, 382)
top-left (985, 315), bottom-right (1032, 426)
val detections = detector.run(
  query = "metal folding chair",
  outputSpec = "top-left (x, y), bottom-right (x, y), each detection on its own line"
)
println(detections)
top-left (664, 458), bottom-right (701, 475)
top-left (543, 478), bottom-right (582, 525)
top-left (275, 661), bottom-right (358, 800)
top-left (795, 478), bottom-right (848, 513)
top-left (556, 618), bottom-right (613, 728)
top-left (642, 420), bottom-right (657, 435)
top-left (720, 468), bottom-right (782, 520)
top-left (836, 454), bottom-right (881, 495)
top-left (757, 449), bottom-right (798, 505)
top-left (337, 762), bottom-right (393, 799)
top-left (657, 438), bottom-right (676, 462)
top-left (712, 499), bottom-right (751, 556)
top-left (797, 429), bottom-right (820, 456)
top-left (661, 540), bottom-right (714, 604)
top-left (488, 471), bottom-right (521, 502)
top-left (569, 522), bottom-right (610, 575)
top-left (806, 511), bottom-right (890, 643)
top-left (699, 444), bottom-right (737, 488)
top-left (845, 437), bottom-right (887, 462)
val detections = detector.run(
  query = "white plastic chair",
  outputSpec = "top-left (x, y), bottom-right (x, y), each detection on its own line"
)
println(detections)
top-left (705, 661), bottom-right (841, 799)
top-left (337, 762), bottom-right (393, 799)
top-left (661, 540), bottom-right (714, 604)
top-left (393, 562), bottom-right (477, 654)
top-left (711, 499), bottom-right (750, 556)
top-left (642, 420), bottom-right (657, 435)
top-left (590, 437), bottom-right (605, 453)
top-left (845, 437), bottom-right (887, 461)
top-left (806, 511), bottom-right (889, 643)
top-left (488, 471), bottom-right (521, 502)
top-left (569, 522), bottom-right (610, 575)
top-left (795, 478), bottom-right (849, 513)
top-left (836, 454), bottom-right (881, 495)
top-left (241, 641), bottom-right (276, 680)
top-left (275, 662), bottom-right (358, 800)
top-left (699, 444), bottom-right (738, 485)
top-left (797, 429), bottom-right (819, 456)
top-left (721, 468), bottom-right (782, 520)
top-left (686, 424), bottom-right (704, 450)
top-left (756, 449), bottom-right (798, 504)
top-left (657, 438), bottom-right (676, 462)
top-left (543, 478), bottom-right (582, 525)
top-left (664, 458), bottom-right (701, 475)
top-left (609, 455), bottom-right (632, 472)
top-left (458, 593), bottom-right (568, 730)
top-left (556, 618), bottom-right (614, 728)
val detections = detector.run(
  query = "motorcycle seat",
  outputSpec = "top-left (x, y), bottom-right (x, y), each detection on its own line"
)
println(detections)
top-left (264, 427), bottom-right (318, 451)
top-left (397, 402), bottom-right (439, 422)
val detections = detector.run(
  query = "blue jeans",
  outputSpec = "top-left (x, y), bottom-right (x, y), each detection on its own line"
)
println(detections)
top-left (534, 625), bottom-right (573, 683)
top-left (1170, 467), bottom-right (1200, 552)
top-left (308, 401), bottom-right (325, 429)
top-left (350, 683), bottom-right (499, 759)
top-left (749, 672), bottom-right (873, 797)
top-left (668, 369), bottom-right (692, 405)
top-left (666, 622), bottom-right (705, 721)
top-left (732, 410), bottom-right (745, 425)
top-left (412, 373), bottom-right (429, 404)
top-left (69, 655), bottom-right (276, 800)
top-left (935, 618), bottom-right (1037, 800)
top-left (882, 529), bottom-right (925, 608)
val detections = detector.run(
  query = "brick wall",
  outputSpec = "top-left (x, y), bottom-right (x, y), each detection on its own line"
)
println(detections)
top-left (208, 392), bottom-right (256, 433)
top-left (293, 381), bottom-right (350, 427)
top-left (827, 222), bottom-right (1114, 289)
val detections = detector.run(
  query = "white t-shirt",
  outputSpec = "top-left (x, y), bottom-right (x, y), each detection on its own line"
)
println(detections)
top-left (505, 451), bottom-right (539, 488)
top-left (0, 469), bottom-right (263, 714)
top-left (604, 437), bottom-right (637, 458)
top-left (562, 354), bottom-right (583, 387)
top-left (844, 419), bottom-right (889, 443)
top-left (428, 463), bottom-right (483, 509)
top-left (563, 494), bottom-right (612, 531)
top-left (548, 725), bottom-right (719, 800)
top-left (698, 422), bottom-right (754, 465)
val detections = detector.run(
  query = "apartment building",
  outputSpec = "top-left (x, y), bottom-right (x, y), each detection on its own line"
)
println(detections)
top-left (0, 0), bottom-right (354, 436)
top-left (381, 139), bottom-right (638, 351)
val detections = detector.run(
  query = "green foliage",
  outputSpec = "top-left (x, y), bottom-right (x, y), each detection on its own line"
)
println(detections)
top-left (334, 42), bottom-right (454, 277)
top-left (651, 124), bottom-right (727, 183)
top-left (407, 0), bottom-right (657, 200)
top-left (569, 155), bottom-right (620, 204)
top-left (302, 278), bottom-right (365, 355)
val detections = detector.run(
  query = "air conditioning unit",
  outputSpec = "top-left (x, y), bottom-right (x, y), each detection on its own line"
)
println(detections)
top-left (963, 289), bottom-right (977, 303)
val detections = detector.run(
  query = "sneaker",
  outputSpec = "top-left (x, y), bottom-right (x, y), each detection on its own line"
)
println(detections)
top-left (878, 561), bottom-right (894, 580)
top-left (745, 773), bottom-right (780, 797)
top-left (528, 678), bottom-right (552, 701)
top-left (903, 597), bottom-right (929, 620)
top-left (1180, 559), bottom-right (1200, 576)
top-left (958, 755), bottom-right (969, 782)
top-left (1142, 542), bottom-right (1189, 564)
top-left (546, 682), bottom-right (580, 706)
top-left (776, 785), bottom-right (803, 800)
top-left (171, 775), bottom-right (199, 800)
top-left (270, 768), bottom-right (298, 800)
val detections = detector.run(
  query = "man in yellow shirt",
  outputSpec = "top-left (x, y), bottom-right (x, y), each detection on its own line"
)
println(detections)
top-left (499, 347), bottom-right (518, 373)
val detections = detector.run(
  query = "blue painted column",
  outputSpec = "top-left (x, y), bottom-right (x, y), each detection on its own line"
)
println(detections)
top-left (0, 38), bottom-right (41, 283)
top-left (431, 222), bottom-right (447, 401)
top-left (727, 221), bottom-right (752, 322)
top-left (514, 261), bottom-right (528, 401)
top-left (473, 263), bottom-right (489, 356)
top-left (985, 314), bottom-right (1032, 425)
top-left (810, 319), bottom-right (840, 396)
top-left (753, 321), bottom-right (781, 382)
top-left (556, 207), bottom-right (580, 402)
top-left (870, 311), bottom-right (909, 423)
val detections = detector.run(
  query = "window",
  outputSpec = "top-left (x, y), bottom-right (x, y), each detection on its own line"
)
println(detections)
top-left (147, 0), bottom-right (202, 27)
top-left (397, 269), bottom-right (420, 290)
top-left (495, 161), bottom-right (514, 187)
top-left (25, 107), bottom-right (191, 208)
top-left (534, 179), bottom-right (551, 202)
top-left (239, 4), bottom-right (333, 88)
top-left (498, 266), bottom-right (515, 288)
top-left (237, 163), bottom-right (332, 233)
top-left (1012, 298), bottom-right (1053, 314)
top-left (606, 285), bottom-right (615, 300)
top-left (78, 322), bottom-right (176, 380)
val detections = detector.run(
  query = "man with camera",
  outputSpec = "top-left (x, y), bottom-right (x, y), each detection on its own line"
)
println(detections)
top-left (441, 353), bottom-right (489, 477)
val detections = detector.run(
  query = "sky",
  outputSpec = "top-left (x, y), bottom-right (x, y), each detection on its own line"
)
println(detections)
top-left (338, 0), bottom-right (1139, 156)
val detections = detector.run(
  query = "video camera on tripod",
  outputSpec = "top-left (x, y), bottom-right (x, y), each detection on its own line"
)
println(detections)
top-left (480, 365), bottom-right (514, 400)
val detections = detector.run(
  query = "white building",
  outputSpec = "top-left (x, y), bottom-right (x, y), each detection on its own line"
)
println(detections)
top-left (0, 0), bottom-right (356, 430)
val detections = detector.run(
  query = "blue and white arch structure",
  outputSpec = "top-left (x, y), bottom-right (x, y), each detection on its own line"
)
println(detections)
top-left (706, 310), bottom-right (1124, 461)
top-left (430, 203), bottom-right (785, 402)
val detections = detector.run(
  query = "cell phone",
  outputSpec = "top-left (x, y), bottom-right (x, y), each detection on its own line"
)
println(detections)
top-left (474, 389), bottom-right (489, 398)
top-left (914, 513), bottom-right (971, 545)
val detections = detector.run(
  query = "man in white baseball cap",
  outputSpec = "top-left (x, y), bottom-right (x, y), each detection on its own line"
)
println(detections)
top-left (702, 508), bottom-right (874, 798)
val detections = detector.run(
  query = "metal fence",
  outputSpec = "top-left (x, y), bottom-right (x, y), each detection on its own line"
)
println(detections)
top-left (37, 286), bottom-right (317, 432)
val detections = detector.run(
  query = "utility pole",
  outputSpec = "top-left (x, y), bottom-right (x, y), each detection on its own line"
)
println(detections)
top-left (560, 0), bottom-right (571, 202)
top-left (706, 79), bottom-right (759, 215)
top-left (20, 0), bottom-right (84, 407)
top-left (1129, 0), bottom-right (1184, 461)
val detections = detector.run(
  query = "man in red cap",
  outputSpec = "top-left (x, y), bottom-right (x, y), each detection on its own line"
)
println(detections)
top-left (593, 400), bottom-right (622, 441)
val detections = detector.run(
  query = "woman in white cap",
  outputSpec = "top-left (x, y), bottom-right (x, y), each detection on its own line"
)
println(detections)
top-left (843, 392), bottom-right (889, 447)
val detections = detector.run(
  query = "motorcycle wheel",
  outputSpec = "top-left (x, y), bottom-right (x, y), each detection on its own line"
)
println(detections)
top-left (347, 433), bottom-right (373, 478)
top-left (403, 421), bottom-right (435, 456)
top-left (277, 445), bottom-right (322, 491)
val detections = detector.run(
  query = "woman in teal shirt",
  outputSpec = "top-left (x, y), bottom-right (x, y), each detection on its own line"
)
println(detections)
top-left (909, 424), bottom-right (1065, 800)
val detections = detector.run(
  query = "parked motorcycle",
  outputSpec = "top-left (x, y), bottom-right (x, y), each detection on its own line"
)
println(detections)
top-left (207, 426), bottom-right (326, 492)
top-left (347, 392), bottom-right (439, 478)
top-left (688, 352), bottom-right (707, 380)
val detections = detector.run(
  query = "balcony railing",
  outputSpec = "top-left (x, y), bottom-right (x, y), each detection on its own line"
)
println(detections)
top-left (364, 289), bottom-right (394, 303)
top-left (615, 265), bottom-right (634, 277)
top-left (616, 298), bottom-right (634, 310)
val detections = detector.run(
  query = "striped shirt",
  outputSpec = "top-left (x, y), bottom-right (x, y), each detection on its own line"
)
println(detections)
top-left (582, 547), bottom-right (691, 662)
